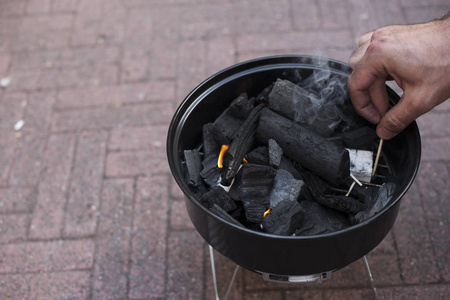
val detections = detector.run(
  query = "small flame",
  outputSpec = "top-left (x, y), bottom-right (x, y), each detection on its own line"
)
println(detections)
top-left (217, 145), bottom-right (229, 168)
top-left (242, 157), bottom-right (248, 163)
top-left (263, 207), bottom-right (272, 218)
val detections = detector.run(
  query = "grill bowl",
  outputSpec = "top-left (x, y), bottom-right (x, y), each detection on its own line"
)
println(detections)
top-left (166, 55), bottom-right (421, 276)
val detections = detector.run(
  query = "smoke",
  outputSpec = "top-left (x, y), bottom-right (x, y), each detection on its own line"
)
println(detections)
top-left (293, 55), bottom-right (355, 135)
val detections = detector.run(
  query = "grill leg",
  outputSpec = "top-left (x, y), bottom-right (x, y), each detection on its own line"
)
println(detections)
top-left (362, 255), bottom-right (378, 299)
top-left (208, 245), bottom-right (240, 300)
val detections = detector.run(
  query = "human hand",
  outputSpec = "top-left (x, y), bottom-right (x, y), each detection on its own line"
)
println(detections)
top-left (347, 16), bottom-right (450, 140)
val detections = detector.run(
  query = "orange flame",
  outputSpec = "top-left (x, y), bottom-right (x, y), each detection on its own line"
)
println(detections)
top-left (217, 145), bottom-right (229, 168)
top-left (263, 207), bottom-right (272, 218)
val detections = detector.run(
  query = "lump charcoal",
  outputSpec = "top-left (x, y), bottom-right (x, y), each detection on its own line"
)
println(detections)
top-left (210, 204), bottom-right (244, 228)
top-left (261, 200), bottom-right (304, 236)
top-left (316, 195), bottom-right (365, 214)
top-left (245, 145), bottom-right (301, 179)
top-left (268, 169), bottom-right (304, 208)
top-left (311, 103), bottom-right (343, 137)
top-left (199, 186), bottom-right (237, 212)
top-left (268, 78), bottom-right (318, 122)
top-left (245, 146), bottom-right (302, 180)
top-left (295, 163), bottom-right (330, 199)
top-left (350, 183), bottom-right (396, 224)
top-left (351, 184), bottom-right (379, 204)
top-left (184, 149), bottom-right (203, 187)
top-left (268, 139), bottom-right (283, 167)
top-left (229, 205), bottom-right (246, 224)
top-left (239, 163), bottom-right (276, 223)
top-left (211, 93), bottom-right (255, 144)
top-left (257, 108), bottom-right (350, 186)
top-left (228, 166), bottom-right (243, 201)
top-left (245, 146), bottom-right (269, 165)
top-left (255, 82), bottom-right (274, 104)
top-left (294, 201), bottom-right (349, 236)
top-left (203, 123), bottom-right (220, 157)
top-left (268, 79), bottom-right (340, 137)
top-left (221, 104), bottom-right (265, 185)
top-left (200, 155), bottom-right (221, 187)
top-left (278, 156), bottom-right (303, 180)
top-left (339, 126), bottom-right (378, 149)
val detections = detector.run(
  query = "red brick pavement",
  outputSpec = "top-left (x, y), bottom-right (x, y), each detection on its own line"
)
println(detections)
top-left (0, 0), bottom-right (449, 299)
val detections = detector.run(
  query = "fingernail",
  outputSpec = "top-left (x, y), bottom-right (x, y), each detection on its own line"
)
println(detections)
top-left (377, 126), bottom-right (398, 140)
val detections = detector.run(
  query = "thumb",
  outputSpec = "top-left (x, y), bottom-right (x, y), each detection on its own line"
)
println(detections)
top-left (376, 92), bottom-right (423, 140)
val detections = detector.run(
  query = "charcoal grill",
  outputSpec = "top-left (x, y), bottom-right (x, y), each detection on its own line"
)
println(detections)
top-left (166, 55), bottom-right (421, 295)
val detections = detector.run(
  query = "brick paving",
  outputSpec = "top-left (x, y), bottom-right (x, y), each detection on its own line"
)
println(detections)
top-left (0, 0), bottom-right (449, 299)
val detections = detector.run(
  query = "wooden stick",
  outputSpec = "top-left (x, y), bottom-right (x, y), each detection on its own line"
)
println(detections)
top-left (360, 181), bottom-right (382, 188)
top-left (372, 138), bottom-right (384, 176)
top-left (346, 181), bottom-right (356, 196)
top-left (350, 173), bottom-right (363, 186)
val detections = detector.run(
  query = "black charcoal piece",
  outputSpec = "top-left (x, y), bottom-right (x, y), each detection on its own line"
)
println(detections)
top-left (245, 146), bottom-right (303, 180)
top-left (210, 204), bottom-right (244, 227)
top-left (268, 139), bottom-right (283, 167)
top-left (239, 163), bottom-right (276, 223)
top-left (257, 108), bottom-right (350, 186)
top-left (261, 200), bottom-right (304, 236)
top-left (350, 183), bottom-right (395, 224)
top-left (339, 126), bottom-right (378, 149)
top-left (211, 93), bottom-right (255, 144)
top-left (200, 155), bottom-right (220, 187)
top-left (268, 169), bottom-right (304, 208)
top-left (268, 78), bottom-right (318, 122)
top-left (278, 156), bottom-right (303, 180)
top-left (255, 82), bottom-right (274, 104)
top-left (351, 184), bottom-right (380, 203)
top-left (228, 166), bottom-right (243, 201)
top-left (203, 123), bottom-right (220, 156)
top-left (294, 201), bottom-right (350, 236)
top-left (221, 104), bottom-right (265, 185)
top-left (291, 165), bottom-right (324, 201)
top-left (184, 149), bottom-right (203, 187)
top-left (316, 195), bottom-right (365, 214)
top-left (199, 186), bottom-right (237, 212)
top-left (268, 78), bottom-right (341, 137)
top-left (245, 146), bottom-right (269, 165)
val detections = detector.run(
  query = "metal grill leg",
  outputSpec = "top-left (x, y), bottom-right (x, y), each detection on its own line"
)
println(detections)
top-left (208, 245), bottom-right (240, 300)
top-left (362, 255), bottom-right (378, 299)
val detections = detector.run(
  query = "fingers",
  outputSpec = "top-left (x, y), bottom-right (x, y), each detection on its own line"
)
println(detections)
top-left (349, 42), bottom-right (369, 69)
top-left (368, 78), bottom-right (390, 117)
top-left (349, 31), bottom-right (373, 69)
top-left (376, 91), bottom-right (424, 140)
top-left (347, 62), bottom-right (389, 124)
top-left (358, 31), bottom-right (373, 46)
